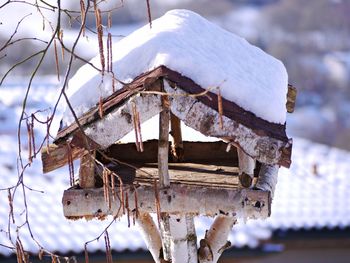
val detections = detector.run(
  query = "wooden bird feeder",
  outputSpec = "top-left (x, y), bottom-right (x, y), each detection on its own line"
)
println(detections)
top-left (41, 66), bottom-right (296, 263)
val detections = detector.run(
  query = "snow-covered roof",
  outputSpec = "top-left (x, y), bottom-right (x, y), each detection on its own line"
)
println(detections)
top-left (0, 82), bottom-right (349, 257)
top-left (64, 9), bottom-right (288, 127)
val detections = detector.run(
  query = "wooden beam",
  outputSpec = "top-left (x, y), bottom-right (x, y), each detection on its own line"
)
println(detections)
top-left (41, 144), bottom-right (87, 174)
top-left (164, 80), bottom-right (292, 168)
top-left (170, 113), bottom-right (184, 162)
top-left (62, 185), bottom-right (270, 219)
top-left (79, 153), bottom-right (96, 188)
top-left (137, 212), bottom-right (162, 263)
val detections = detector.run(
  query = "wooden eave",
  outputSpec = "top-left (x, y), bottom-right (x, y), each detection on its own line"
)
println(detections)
top-left (52, 66), bottom-right (293, 167)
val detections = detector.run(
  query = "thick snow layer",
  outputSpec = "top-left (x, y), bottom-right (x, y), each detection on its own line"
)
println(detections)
top-left (64, 9), bottom-right (288, 126)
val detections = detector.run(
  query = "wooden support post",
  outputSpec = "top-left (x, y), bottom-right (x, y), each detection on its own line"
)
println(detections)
top-left (137, 213), bottom-right (162, 263)
top-left (237, 148), bottom-right (255, 188)
top-left (158, 101), bottom-right (172, 262)
top-left (158, 95), bottom-right (198, 262)
top-left (169, 215), bottom-right (198, 263)
top-left (255, 164), bottom-right (279, 198)
top-left (170, 113), bottom-right (184, 162)
top-left (286, 84), bottom-right (297, 113)
top-left (158, 106), bottom-right (170, 188)
top-left (62, 185), bottom-right (270, 219)
top-left (79, 152), bottom-right (96, 188)
top-left (198, 215), bottom-right (237, 263)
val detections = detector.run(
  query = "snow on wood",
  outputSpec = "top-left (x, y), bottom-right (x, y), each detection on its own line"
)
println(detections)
top-left (62, 185), bottom-right (270, 219)
top-left (63, 9), bottom-right (288, 127)
top-left (137, 213), bottom-right (162, 263)
top-left (164, 80), bottom-right (292, 167)
top-left (198, 215), bottom-right (237, 263)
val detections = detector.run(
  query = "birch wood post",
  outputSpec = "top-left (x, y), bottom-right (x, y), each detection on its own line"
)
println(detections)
top-left (255, 164), bottom-right (279, 198)
top-left (137, 213), bottom-right (162, 263)
top-left (79, 152), bottom-right (96, 188)
top-left (237, 148), bottom-right (255, 188)
top-left (170, 113), bottom-right (184, 161)
top-left (158, 95), bottom-right (198, 262)
top-left (198, 215), bottom-right (237, 263)
top-left (158, 102), bottom-right (172, 262)
top-left (169, 215), bottom-right (198, 263)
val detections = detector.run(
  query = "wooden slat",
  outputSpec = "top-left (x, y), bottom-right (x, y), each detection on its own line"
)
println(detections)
top-left (41, 144), bottom-right (87, 173)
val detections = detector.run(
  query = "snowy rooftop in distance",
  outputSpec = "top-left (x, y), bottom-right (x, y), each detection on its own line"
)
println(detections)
top-left (64, 9), bottom-right (288, 126)
top-left (1, 81), bottom-right (350, 257)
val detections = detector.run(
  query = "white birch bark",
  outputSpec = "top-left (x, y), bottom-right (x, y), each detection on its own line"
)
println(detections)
top-left (237, 148), bottom-right (255, 188)
top-left (137, 213), bottom-right (162, 263)
top-left (198, 215), bottom-right (237, 263)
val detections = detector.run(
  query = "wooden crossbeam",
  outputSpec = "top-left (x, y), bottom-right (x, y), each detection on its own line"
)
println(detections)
top-left (62, 185), bottom-right (270, 219)
top-left (41, 144), bottom-right (87, 173)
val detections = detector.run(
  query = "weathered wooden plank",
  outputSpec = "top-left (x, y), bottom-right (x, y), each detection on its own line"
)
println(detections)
top-left (41, 144), bottom-right (87, 173)
top-left (164, 80), bottom-right (292, 168)
top-left (62, 185), bottom-right (270, 219)
top-left (132, 163), bottom-right (240, 188)
top-left (102, 140), bottom-right (238, 164)
top-left (79, 153), bottom-right (96, 188)
top-left (286, 84), bottom-right (297, 113)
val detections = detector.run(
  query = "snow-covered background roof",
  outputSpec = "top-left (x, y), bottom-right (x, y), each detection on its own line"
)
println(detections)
top-left (64, 9), bottom-right (288, 126)
top-left (1, 81), bottom-right (350, 257)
